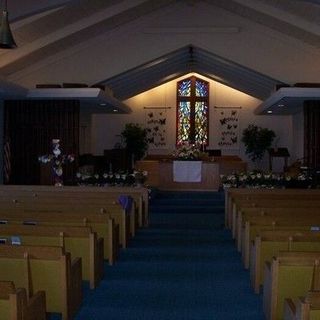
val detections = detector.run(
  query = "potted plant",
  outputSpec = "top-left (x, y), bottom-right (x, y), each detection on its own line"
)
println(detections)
top-left (121, 123), bottom-right (148, 169)
top-left (241, 124), bottom-right (276, 163)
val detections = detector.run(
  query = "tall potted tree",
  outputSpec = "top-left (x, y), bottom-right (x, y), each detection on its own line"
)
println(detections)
top-left (241, 124), bottom-right (276, 165)
top-left (121, 123), bottom-right (148, 170)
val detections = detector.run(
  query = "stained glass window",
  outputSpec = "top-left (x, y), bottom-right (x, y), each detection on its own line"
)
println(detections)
top-left (176, 76), bottom-right (209, 145)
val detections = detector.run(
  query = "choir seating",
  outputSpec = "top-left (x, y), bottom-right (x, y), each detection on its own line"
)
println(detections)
top-left (0, 281), bottom-right (46, 320)
top-left (0, 245), bottom-right (82, 320)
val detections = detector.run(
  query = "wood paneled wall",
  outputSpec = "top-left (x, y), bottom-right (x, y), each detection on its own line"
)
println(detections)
top-left (4, 100), bottom-right (79, 185)
top-left (304, 100), bottom-right (320, 169)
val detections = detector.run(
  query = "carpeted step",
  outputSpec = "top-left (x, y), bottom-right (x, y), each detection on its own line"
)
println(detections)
top-left (150, 212), bottom-right (225, 229)
top-left (154, 190), bottom-right (224, 200)
top-left (150, 205), bottom-right (224, 214)
top-left (151, 198), bottom-right (225, 206)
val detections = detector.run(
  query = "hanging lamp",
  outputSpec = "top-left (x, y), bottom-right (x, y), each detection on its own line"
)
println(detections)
top-left (0, 0), bottom-right (16, 48)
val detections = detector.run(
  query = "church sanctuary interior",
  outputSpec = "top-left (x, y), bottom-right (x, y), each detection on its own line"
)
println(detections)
top-left (0, 0), bottom-right (320, 319)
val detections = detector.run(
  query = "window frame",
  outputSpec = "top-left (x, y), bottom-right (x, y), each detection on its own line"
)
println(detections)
top-left (176, 76), bottom-right (209, 145)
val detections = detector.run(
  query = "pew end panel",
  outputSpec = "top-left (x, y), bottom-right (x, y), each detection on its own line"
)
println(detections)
top-left (283, 298), bottom-right (297, 320)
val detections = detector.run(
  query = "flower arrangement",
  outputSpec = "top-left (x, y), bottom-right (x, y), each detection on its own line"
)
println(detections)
top-left (220, 171), bottom-right (313, 189)
top-left (172, 142), bottom-right (201, 160)
top-left (76, 170), bottom-right (147, 187)
top-left (38, 139), bottom-right (75, 186)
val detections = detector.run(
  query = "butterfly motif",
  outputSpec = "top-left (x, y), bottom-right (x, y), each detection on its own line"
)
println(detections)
top-left (227, 124), bottom-right (232, 130)
top-left (231, 137), bottom-right (238, 144)
top-left (148, 112), bottom-right (153, 118)
top-left (220, 119), bottom-right (226, 125)
top-left (231, 111), bottom-right (237, 116)
top-left (154, 126), bottom-right (159, 132)
top-left (159, 118), bottom-right (166, 125)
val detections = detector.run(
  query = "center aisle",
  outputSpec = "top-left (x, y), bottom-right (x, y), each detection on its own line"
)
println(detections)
top-left (73, 191), bottom-right (264, 320)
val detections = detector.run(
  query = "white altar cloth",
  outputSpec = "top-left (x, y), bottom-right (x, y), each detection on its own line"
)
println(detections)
top-left (173, 161), bottom-right (202, 182)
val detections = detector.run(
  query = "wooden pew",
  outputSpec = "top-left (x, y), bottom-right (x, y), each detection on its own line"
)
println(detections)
top-left (0, 185), bottom-right (149, 227)
top-left (232, 199), bottom-right (320, 239)
top-left (21, 203), bottom-right (129, 249)
top-left (0, 224), bottom-right (103, 289)
top-left (0, 281), bottom-right (46, 320)
top-left (0, 194), bottom-right (132, 250)
top-left (241, 216), bottom-right (320, 269)
top-left (0, 210), bottom-right (118, 265)
top-left (0, 245), bottom-right (82, 320)
top-left (284, 291), bottom-right (320, 320)
top-left (225, 188), bottom-right (320, 228)
top-left (5, 195), bottom-right (137, 239)
top-left (250, 230), bottom-right (320, 293)
top-left (263, 251), bottom-right (320, 320)
top-left (236, 206), bottom-right (320, 249)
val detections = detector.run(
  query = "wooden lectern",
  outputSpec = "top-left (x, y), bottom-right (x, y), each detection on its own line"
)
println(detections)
top-left (268, 148), bottom-right (290, 171)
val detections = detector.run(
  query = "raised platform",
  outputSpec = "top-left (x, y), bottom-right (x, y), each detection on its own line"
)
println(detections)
top-left (136, 156), bottom-right (247, 191)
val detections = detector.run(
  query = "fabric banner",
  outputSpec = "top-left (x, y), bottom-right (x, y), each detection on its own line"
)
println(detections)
top-left (173, 161), bottom-right (202, 182)
top-left (213, 107), bottom-right (240, 149)
top-left (144, 107), bottom-right (167, 149)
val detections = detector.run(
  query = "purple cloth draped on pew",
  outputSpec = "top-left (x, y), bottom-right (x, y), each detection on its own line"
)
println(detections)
top-left (118, 195), bottom-right (133, 215)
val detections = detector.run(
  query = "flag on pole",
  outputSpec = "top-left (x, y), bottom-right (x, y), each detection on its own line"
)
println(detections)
top-left (3, 139), bottom-right (11, 184)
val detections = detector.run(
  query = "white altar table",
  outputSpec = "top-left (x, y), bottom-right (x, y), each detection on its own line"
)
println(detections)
top-left (173, 161), bottom-right (202, 182)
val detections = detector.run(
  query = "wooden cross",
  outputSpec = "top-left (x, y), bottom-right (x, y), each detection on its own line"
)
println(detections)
top-left (38, 139), bottom-right (74, 186)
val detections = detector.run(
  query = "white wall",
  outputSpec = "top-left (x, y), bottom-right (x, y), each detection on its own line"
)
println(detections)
top-left (90, 73), bottom-right (294, 172)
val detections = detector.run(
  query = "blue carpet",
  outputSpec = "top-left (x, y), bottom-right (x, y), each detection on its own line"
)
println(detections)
top-left (49, 191), bottom-right (264, 320)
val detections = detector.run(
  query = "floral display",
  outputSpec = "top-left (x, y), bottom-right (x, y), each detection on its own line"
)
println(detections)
top-left (38, 139), bottom-right (75, 186)
top-left (172, 142), bottom-right (202, 160)
top-left (76, 170), bottom-right (148, 187)
top-left (220, 171), bottom-right (314, 189)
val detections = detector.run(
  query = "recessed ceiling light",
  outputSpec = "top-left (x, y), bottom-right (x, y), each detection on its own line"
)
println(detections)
top-left (267, 110), bottom-right (273, 114)
top-left (113, 109), bottom-right (118, 112)
top-left (278, 104), bottom-right (284, 107)
top-left (100, 103), bottom-right (107, 106)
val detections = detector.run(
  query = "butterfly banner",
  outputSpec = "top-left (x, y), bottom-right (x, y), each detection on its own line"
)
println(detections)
top-left (144, 107), bottom-right (168, 149)
top-left (213, 107), bottom-right (240, 149)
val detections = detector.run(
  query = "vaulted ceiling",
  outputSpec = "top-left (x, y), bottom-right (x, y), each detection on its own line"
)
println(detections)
top-left (1, 0), bottom-right (320, 101)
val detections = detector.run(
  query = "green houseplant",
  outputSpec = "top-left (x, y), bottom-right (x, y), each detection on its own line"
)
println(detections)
top-left (121, 123), bottom-right (148, 167)
top-left (241, 124), bottom-right (276, 162)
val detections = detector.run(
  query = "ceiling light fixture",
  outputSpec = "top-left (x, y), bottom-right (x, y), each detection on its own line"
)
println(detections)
top-left (267, 110), bottom-right (273, 114)
top-left (0, 0), bottom-right (16, 49)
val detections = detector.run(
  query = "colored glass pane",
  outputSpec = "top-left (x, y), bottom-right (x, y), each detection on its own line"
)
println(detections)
top-left (195, 101), bottom-right (208, 144)
top-left (195, 80), bottom-right (208, 97)
top-left (177, 101), bottom-right (191, 143)
top-left (178, 80), bottom-right (191, 97)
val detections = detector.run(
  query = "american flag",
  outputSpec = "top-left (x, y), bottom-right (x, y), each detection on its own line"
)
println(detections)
top-left (3, 139), bottom-right (11, 184)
